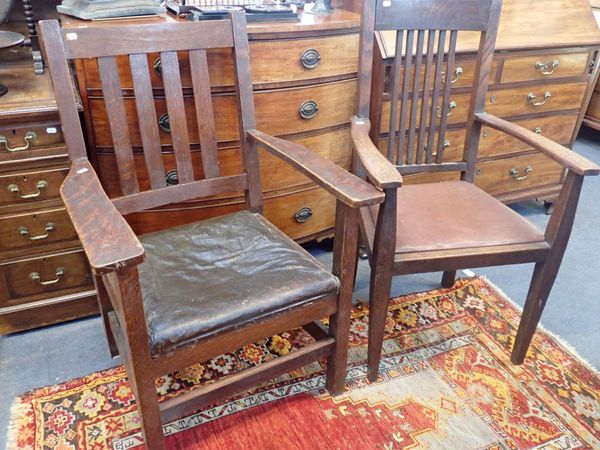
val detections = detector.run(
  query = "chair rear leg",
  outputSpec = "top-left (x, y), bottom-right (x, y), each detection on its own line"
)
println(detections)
top-left (326, 305), bottom-right (352, 396)
top-left (511, 261), bottom-right (556, 364)
top-left (441, 270), bottom-right (457, 288)
top-left (367, 265), bottom-right (393, 382)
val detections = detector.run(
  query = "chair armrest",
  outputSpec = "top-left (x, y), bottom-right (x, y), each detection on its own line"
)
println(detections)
top-left (475, 112), bottom-right (600, 176)
top-left (247, 129), bottom-right (384, 207)
top-left (61, 160), bottom-right (145, 274)
top-left (351, 116), bottom-right (403, 189)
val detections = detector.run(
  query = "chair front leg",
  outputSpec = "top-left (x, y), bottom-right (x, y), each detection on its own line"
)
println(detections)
top-left (512, 171), bottom-right (583, 364)
top-left (441, 270), bottom-right (457, 288)
top-left (113, 266), bottom-right (166, 450)
top-left (327, 200), bottom-right (360, 395)
top-left (367, 188), bottom-right (397, 382)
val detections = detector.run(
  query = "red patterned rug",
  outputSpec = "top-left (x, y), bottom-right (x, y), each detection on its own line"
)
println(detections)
top-left (8, 277), bottom-right (600, 449)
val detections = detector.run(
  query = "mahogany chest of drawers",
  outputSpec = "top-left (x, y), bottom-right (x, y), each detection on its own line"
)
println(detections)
top-left (370, 0), bottom-right (600, 207)
top-left (0, 64), bottom-right (97, 334)
top-left (65, 10), bottom-right (361, 242)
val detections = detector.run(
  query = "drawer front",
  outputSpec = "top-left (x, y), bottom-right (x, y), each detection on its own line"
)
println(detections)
top-left (263, 186), bottom-right (336, 241)
top-left (0, 208), bottom-right (77, 252)
top-left (96, 127), bottom-right (352, 197)
top-left (0, 250), bottom-right (93, 307)
top-left (0, 122), bottom-right (64, 156)
top-left (0, 167), bottom-right (68, 207)
top-left (380, 91), bottom-right (471, 133)
top-left (500, 52), bottom-right (590, 83)
top-left (81, 34), bottom-right (359, 89)
top-left (486, 82), bottom-right (588, 117)
top-left (91, 79), bottom-right (356, 147)
top-left (378, 128), bottom-right (466, 163)
top-left (474, 152), bottom-right (563, 196)
top-left (479, 114), bottom-right (578, 158)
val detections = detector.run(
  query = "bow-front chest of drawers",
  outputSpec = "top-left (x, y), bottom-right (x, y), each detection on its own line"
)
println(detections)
top-left (65, 10), bottom-right (361, 242)
top-left (371, 0), bottom-right (600, 207)
top-left (0, 64), bottom-right (97, 334)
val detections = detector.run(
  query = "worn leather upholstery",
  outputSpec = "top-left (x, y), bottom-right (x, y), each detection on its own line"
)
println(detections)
top-left (369, 181), bottom-right (545, 253)
top-left (138, 211), bottom-right (340, 355)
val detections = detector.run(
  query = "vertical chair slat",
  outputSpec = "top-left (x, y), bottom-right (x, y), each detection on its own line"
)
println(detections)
top-left (387, 30), bottom-right (404, 164)
top-left (426, 30), bottom-right (446, 164)
top-left (437, 30), bottom-right (458, 163)
top-left (98, 56), bottom-right (140, 195)
top-left (189, 49), bottom-right (220, 179)
top-left (406, 30), bottom-right (424, 165)
top-left (417, 30), bottom-right (436, 164)
top-left (397, 29), bottom-right (414, 165)
top-left (160, 51), bottom-right (194, 184)
top-left (129, 54), bottom-right (167, 190)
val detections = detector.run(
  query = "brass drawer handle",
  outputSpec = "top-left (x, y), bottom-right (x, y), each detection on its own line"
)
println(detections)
top-left (165, 169), bottom-right (179, 186)
top-left (7, 180), bottom-right (48, 199)
top-left (535, 59), bottom-right (559, 75)
top-left (509, 165), bottom-right (533, 181)
top-left (442, 66), bottom-right (463, 84)
top-left (299, 100), bottom-right (319, 120)
top-left (30, 267), bottom-right (65, 286)
top-left (153, 57), bottom-right (162, 76)
top-left (527, 91), bottom-right (551, 107)
top-left (158, 113), bottom-right (170, 133)
top-left (300, 49), bottom-right (321, 69)
top-left (0, 131), bottom-right (37, 152)
top-left (295, 206), bottom-right (312, 223)
top-left (426, 139), bottom-right (450, 157)
top-left (436, 100), bottom-right (457, 118)
top-left (19, 222), bottom-right (55, 241)
top-left (534, 127), bottom-right (542, 134)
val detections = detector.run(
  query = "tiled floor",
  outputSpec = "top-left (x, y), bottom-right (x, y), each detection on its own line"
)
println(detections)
top-left (1, 128), bottom-right (599, 449)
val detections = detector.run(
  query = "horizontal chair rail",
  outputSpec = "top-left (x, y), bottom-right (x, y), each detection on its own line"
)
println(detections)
top-left (159, 338), bottom-right (334, 423)
top-left (396, 162), bottom-right (466, 175)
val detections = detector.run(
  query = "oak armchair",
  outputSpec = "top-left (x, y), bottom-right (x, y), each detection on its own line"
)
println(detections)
top-left (352, 0), bottom-right (600, 381)
top-left (40, 13), bottom-right (383, 449)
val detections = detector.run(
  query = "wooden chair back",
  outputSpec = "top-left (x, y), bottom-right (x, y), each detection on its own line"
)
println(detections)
top-left (357, 0), bottom-right (502, 180)
top-left (40, 13), bottom-right (262, 215)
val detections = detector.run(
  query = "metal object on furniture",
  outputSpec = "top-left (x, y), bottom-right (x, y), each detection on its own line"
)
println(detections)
top-left (0, 31), bottom-right (25, 96)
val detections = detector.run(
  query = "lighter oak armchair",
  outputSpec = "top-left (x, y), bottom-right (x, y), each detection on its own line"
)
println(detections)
top-left (41, 13), bottom-right (383, 449)
top-left (352, 0), bottom-right (600, 382)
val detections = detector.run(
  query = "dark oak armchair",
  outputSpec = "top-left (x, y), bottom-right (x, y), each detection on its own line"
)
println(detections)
top-left (40, 14), bottom-right (383, 449)
top-left (352, 0), bottom-right (600, 381)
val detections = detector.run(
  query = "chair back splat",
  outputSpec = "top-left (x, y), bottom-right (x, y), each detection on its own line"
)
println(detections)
top-left (357, 0), bottom-right (502, 180)
top-left (40, 13), bottom-right (262, 216)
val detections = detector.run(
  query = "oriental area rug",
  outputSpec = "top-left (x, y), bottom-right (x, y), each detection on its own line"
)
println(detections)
top-left (7, 277), bottom-right (600, 449)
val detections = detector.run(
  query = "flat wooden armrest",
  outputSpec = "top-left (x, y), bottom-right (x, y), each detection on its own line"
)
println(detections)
top-left (61, 160), bottom-right (145, 274)
top-left (351, 117), bottom-right (403, 189)
top-left (247, 129), bottom-right (384, 207)
top-left (475, 112), bottom-right (600, 176)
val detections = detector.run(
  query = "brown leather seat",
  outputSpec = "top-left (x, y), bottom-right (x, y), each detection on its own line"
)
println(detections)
top-left (138, 211), bottom-right (340, 354)
top-left (369, 181), bottom-right (545, 254)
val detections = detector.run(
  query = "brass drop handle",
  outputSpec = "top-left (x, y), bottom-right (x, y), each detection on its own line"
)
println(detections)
top-left (534, 127), bottom-right (542, 134)
top-left (0, 131), bottom-right (37, 152)
top-left (295, 206), bottom-right (312, 223)
top-left (535, 59), bottom-right (559, 75)
top-left (30, 267), bottom-right (65, 286)
top-left (19, 222), bottom-right (55, 241)
top-left (153, 57), bottom-right (162, 76)
top-left (527, 91), bottom-right (551, 107)
top-left (442, 66), bottom-right (464, 84)
top-left (509, 165), bottom-right (533, 181)
top-left (158, 113), bottom-right (170, 133)
top-left (427, 139), bottom-right (451, 157)
top-left (436, 100), bottom-right (457, 118)
top-left (300, 49), bottom-right (321, 69)
top-left (7, 180), bottom-right (48, 199)
top-left (299, 100), bottom-right (319, 120)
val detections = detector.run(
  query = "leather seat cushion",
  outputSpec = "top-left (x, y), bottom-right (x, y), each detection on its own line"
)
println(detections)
top-left (368, 181), bottom-right (545, 253)
top-left (138, 211), bottom-right (340, 354)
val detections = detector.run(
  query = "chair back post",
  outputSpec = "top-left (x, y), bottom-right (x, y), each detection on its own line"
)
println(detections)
top-left (39, 20), bottom-right (87, 161)
top-left (231, 11), bottom-right (264, 213)
top-left (461, 0), bottom-right (503, 182)
top-left (356, 0), bottom-right (377, 120)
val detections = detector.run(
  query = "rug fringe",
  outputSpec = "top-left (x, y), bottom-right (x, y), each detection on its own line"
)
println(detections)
top-left (6, 395), bottom-right (33, 450)
top-left (479, 275), bottom-right (600, 377)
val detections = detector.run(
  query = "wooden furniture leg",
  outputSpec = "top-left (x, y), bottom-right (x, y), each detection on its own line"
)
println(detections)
top-left (94, 274), bottom-right (119, 358)
top-left (327, 201), bottom-right (359, 395)
top-left (441, 270), bottom-right (457, 288)
top-left (367, 189), bottom-right (397, 382)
